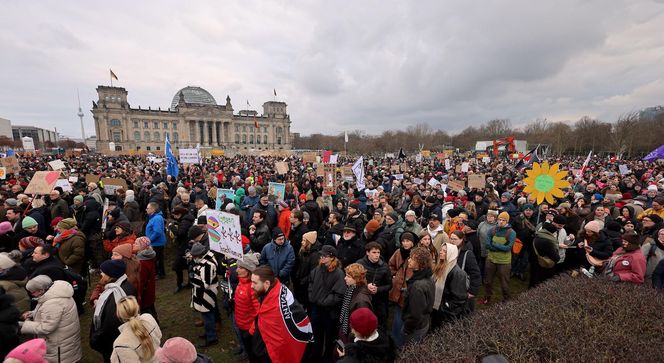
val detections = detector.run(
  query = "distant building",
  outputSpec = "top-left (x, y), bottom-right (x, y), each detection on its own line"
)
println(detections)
top-left (86, 136), bottom-right (97, 150)
top-left (92, 85), bottom-right (293, 153)
top-left (0, 118), bottom-right (12, 139)
top-left (639, 105), bottom-right (664, 120)
top-left (12, 125), bottom-right (58, 149)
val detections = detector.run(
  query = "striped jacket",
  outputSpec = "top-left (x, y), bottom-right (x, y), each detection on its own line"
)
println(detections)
top-left (190, 252), bottom-right (218, 313)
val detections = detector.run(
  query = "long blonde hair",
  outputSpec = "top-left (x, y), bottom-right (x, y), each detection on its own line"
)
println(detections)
top-left (116, 296), bottom-right (155, 359)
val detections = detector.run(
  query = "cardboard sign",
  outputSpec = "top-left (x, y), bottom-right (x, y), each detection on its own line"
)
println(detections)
top-left (401, 163), bottom-right (409, 172)
top-left (468, 174), bottom-right (486, 189)
top-left (0, 167), bottom-right (5, 180)
top-left (0, 156), bottom-right (20, 174)
top-left (316, 165), bottom-right (325, 177)
top-left (391, 164), bottom-right (399, 173)
top-left (55, 179), bottom-right (73, 192)
top-left (302, 152), bottom-right (317, 164)
top-left (206, 210), bottom-right (244, 260)
top-left (25, 171), bottom-right (61, 195)
top-left (101, 178), bottom-right (128, 195)
top-left (85, 174), bottom-right (101, 185)
top-left (48, 159), bottom-right (66, 170)
top-left (448, 179), bottom-right (466, 192)
top-left (275, 161), bottom-right (289, 175)
top-left (323, 163), bottom-right (337, 195)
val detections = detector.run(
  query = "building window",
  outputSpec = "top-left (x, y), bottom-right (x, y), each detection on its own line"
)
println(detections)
top-left (256, 136), bottom-right (260, 144)
top-left (153, 121), bottom-right (159, 129)
top-left (173, 132), bottom-right (179, 141)
top-left (276, 127), bottom-right (283, 135)
top-left (147, 146), bottom-right (151, 151)
top-left (242, 126), bottom-right (247, 132)
top-left (134, 131), bottom-right (140, 141)
top-left (173, 121), bottom-right (178, 129)
top-left (235, 125), bottom-right (239, 132)
top-left (153, 132), bottom-right (160, 141)
top-left (235, 134), bottom-right (239, 143)
top-left (163, 121), bottom-right (168, 129)
top-left (144, 132), bottom-right (151, 142)
top-left (133, 121), bottom-right (139, 128)
top-left (264, 135), bottom-right (268, 144)
top-left (156, 146), bottom-right (161, 150)
top-left (144, 121), bottom-right (149, 128)
top-left (277, 136), bottom-right (282, 145)
top-left (110, 119), bottom-right (121, 127)
top-left (242, 134), bottom-right (247, 144)
top-left (250, 135), bottom-right (254, 144)
top-left (113, 132), bottom-right (121, 142)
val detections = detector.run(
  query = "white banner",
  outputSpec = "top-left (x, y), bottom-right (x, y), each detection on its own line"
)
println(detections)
top-left (444, 159), bottom-right (451, 170)
top-left (206, 210), bottom-right (243, 260)
top-left (49, 159), bottom-right (66, 170)
top-left (22, 137), bottom-right (35, 151)
top-left (55, 179), bottom-right (72, 192)
top-left (329, 154), bottom-right (338, 164)
top-left (352, 156), bottom-right (365, 191)
top-left (179, 148), bottom-right (200, 164)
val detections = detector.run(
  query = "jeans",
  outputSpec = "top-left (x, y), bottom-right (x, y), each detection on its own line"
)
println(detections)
top-left (153, 246), bottom-right (165, 277)
top-left (403, 322), bottom-right (429, 346)
top-left (512, 250), bottom-right (529, 275)
top-left (310, 305), bottom-right (337, 362)
top-left (484, 260), bottom-right (511, 301)
top-left (392, 304), bottom-right (404, 347)
top-left (201, 310), bottom-right (218, 341)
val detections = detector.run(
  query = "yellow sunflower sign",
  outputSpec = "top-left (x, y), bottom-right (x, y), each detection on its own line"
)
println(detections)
top-left (523, 161), bottom-right (569, 204)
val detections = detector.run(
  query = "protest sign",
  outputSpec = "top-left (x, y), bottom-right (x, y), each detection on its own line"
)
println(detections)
top-left (428, 177), bottom-right (441, 188)
top-left (394, 174), bottom-right (404, 180)
top-left (216, 188), bottom-right (236, 210)
top-left (0, 167), bottom-right (5, 180)
top-left (68, 176), bottom-right (78, 183)
top-left (179, 148), bottom-right (200, 164)
top-left (316, 165), bottom-right (325, 177)
top-left (101, 198), bottom-right (110, 230)
top-left (85, 174), bottom-right (100, 185)
top-left (329, 154), bottom-right (338, 164)
top-left (421, 150), bottom-right (431, 158)
top-left (101, 178), bottom-right (128, 195)
top-left (302, 152), bottom-right (316, 163)
top-left (415, 154), bottom-right (422, 163)
top-left (25, 171), bottom-right (61, 195)
top-left (391, 164), bottom-right (399, 173)
top-left (323, 163), bottom-right (337, 195)
top-left (444, 159), bottom-right (451, 170)
top-left (468, 174), bottom-right (486, 189)
top-left (448, 179), bottom-right (466, 192)
top-left (206, 210), bottom-right (243, 260)
top-left (618, 164), bottom-right (631, 175)
top-left (275, 161), bottom-right (289, 175)
top-left (55, 179), bottom-right (73, 192)
top-left (268, 182), bottom-right (286, 202)
top-left (48, 159), bottom-right (66, 170)
top-left (0, 157), bottom-right (20, 174)
top-left (342, 165), bottom-right (354, 180)
top-left (461, 162), bottom-right (470, 173)
top-left (482, 156), bottom-right (491, 164)
top-left (401, 163), bottom-right (409, 172)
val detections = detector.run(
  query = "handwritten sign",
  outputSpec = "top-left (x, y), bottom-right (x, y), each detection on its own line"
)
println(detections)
top-left (468, 174), bottom-right (486, 189)
top-left (178, 148), bottom-right (200, 164)
top-left (25, 171), bottom-right (61, 195)
top-left (48, 159), bottom-right (66, 170)
top-left (275, 161), bottom-right (289, 175)
top-left (448, 179), bottom-right (466, 192)
top-left (206, 210), bottom-right (243, 260)
top-left (0, 157), bottom-right (20, 174)
top-left (55, 179), bottom-right (73, 192)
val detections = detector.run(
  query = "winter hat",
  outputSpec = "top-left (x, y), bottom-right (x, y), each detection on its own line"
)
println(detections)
top-left (521, 204), bottom-right (534, 211)
top-left (187, 226), bottom-right (206, 240)
top-left (622, 232), bottom-right (641, 251)
top-left (109, 208), bottom-right (121, 219)
top-left (0, 253), bottom-right (16, 270)
top-left (4, 338), bottom-right (48, 363)
top-left (648, 184), bottom-right (658, 192)
top-left (272, 227), bottom-right (285, 240)
top-left (225, 203), bottom-right (236, 212)
top-left (342, 224), bottom-right (356, 233)
top-left (584, 220), bottom-right (603, 234)
top-left (320, 245), bottom-right (337, 258)
top-left (405, 210), bottom-right (416, 217)
top-left (50, 216), bottom-right (63, 228)
top-left (100, 259), bottom-right (126, 279)
top-left (237, 252), bottom-right (260, 272)
top-left (557, 202), bottom-right (572, 210)
top-left (386, 211), bottom-right (399, 222)
top-left (112, 243), bottom-right (133, 259)
top-left (19, 236), bottom-right (45, 251)
top-left (349, 307), bottom-right (378, 337)
top-left (196, 215), bottom-right (207, 225)
top-left (373, 208), bottom-right (384, 216)
top-left (552, 214), bottom-right (567, 225)
top-left (277, 200), bottom-right (289, 209)
top-left (22, 216), bottom-right (38, 229)
top-left (26, 275), bottom-right (53, 292)
top-left (56, 218), bottom-right (77, 230)
top-left (4, 198), bottom-right (18, 207)
top-left (501, 192), bottom-right (512, 199)
top-left (73, 195), bottom-right (84, 203)
top-left (190, 242), bottom-right (207, 257)
top-left (156, 337), bottom-right (198, 363)
top-left (606, 221), bottom-right (622, 232)
top-left (348, 200), bottom-right (360, 210)
top-left (542, 222), bottom-right (558, 233)
top-left (647, 214), bottom-right (663, 225)
top-left (400, 231), bottom-right (417, 244)
top-left (115, 221), bottom-right (132, 233)
top-left (0, 221), bottom-right (13, 235)
top-left (133, 236), bottom-right (151, 253)
top-left (302, 231), bottom-right (318, 244)
top-left (498, 211), bottom-right (510, 222)
top-left (364, 219), bottom-right (380, 234)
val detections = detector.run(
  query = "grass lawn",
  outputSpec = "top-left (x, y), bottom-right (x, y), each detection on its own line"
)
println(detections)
top-left (78, 243), bottom-right (241, 363)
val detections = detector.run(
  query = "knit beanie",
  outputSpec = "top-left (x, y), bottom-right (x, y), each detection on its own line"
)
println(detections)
top-left (156, 337), bottom-right (197, 363)
top-left (21, 216), bottom-right (38, 229)
top-left (187, 226), bottom-right (206, 240)
top-left (0, 253), bottom-right (16, 270)
top-left (365, 219), bottom-right (380, 234)
top-left (237, 252), bottom-right (260, 272)
top-left (272, 227), bottom-right (285, 240)
top-left (112, 243), bottom-right (133, 259)
top-left (400, 231), bottom-right (417, 244)
top-left (26, 275), bottom-right (53, 292)
top-left (73, 195), bottom-right (84, 203)
top-left (302, 231), bottom-right (317, 245)
top-left (56, 218), bottom-right (77, 230)
top-left (50, 217), bottom-right (63, 228)
top-left (349, 308), bottom-right (378, 337)
top-left (133, 236), bottom-right (151, 253)
top-left (4, 338), bottom-right (48, 363)
top-left (584, 220), bottom-right (603, 234)
top-left (100, 259), bottom-right (126, 279)
top-left (19, 236), bottom-right (45, 252)
top-left (190, 242), bottom-right (207, 257)
top-left (622, 232), bottom-right (641, 251)
top-left (0, 221), bottom-right (13, 235)
top-left (498, 211), bottom-right (510, 222)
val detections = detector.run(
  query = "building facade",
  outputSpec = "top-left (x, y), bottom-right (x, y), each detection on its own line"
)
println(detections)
top-left (12, 125), bottom-right (58, 149)
top-left (92, 85), bottom-right (293, 152)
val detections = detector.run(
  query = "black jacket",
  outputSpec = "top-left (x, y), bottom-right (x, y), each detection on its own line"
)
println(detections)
top-left (337, 235), bottom-right (364, 269)
top-left (170, 213), bottom-right (195, 254)
top-left (324, 222), bottom-right (344, 247)
top-left (308, 264), bottom-right (346, 311)
top-left (290, 222), bottom-right (309, 255)
top-left (441, 265), bottom-right (470, 318)
top-left (0, 292), bottom-right (20, 358)
top-left (375, 225), bottom-right (397, 259)
top-left (588, 231), bottom-right (614, 260)
top-left (356, 255), bottom-right (391, 300)
top-left (458, 245), bottom-right (482, 296)
top-left (90, 277), bottom-right (137, 359)
top-left (249, 220), bottom-right (271, 253)
top-left (347, 212), bottom-right (367, 236)
top-left (338, 330), bottom-right (396, 363)
top-left (81, 198), bottom-right (102, 239)
top-left (304, 200), bottom-right (323, 232)
top-left (402, 268), bottom-right (434, 334)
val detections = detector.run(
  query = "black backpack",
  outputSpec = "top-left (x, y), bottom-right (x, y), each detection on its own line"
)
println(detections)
top-left (63, 267), bottom-right (87, 315)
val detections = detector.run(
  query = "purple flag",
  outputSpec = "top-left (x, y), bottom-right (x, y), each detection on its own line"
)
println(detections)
top-left (643, 144), bottom-right (664, 161)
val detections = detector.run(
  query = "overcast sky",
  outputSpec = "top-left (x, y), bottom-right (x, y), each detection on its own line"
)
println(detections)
top-left (1, 0), bottom-right (664, 138)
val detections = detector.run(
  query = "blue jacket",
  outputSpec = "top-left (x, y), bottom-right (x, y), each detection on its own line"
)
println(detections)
top-left (146, 211), bottom-right (166, 247)
top-left (241, 194), bottom-right (260, 222)
top-left (259, 239), bottom-right (295, 282)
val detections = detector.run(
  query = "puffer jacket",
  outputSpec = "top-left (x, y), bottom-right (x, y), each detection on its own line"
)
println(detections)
top-left (259, 240), bottom-right (295, 282)
top-left (21, 280), bottom-right (82, 363)
top-left (110, 313), bottom-right (162, 363)
top-left (336, 235), bottom-right (364, 268)
top-left (234, 276), bottom-right (260, 331)
top-left (57, 230), bottom-right (86, 274)
top-left (0, 265), bottom-right (29, 313)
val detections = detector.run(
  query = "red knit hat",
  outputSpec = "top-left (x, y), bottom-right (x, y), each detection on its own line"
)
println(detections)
top-left (349, 308), bottom-right (378, 337)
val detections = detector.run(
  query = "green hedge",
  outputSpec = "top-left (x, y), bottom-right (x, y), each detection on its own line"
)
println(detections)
top-left (399, 275), bottom-right (664, 362)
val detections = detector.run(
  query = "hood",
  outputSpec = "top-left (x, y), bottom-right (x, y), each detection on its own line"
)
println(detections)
top-left (0, 265), bottom-right (27, 281)
top-left (41, 280), bottom-right (74, 301)
top-left (84, 198), bottom-right (101, 211)
top-left (138, 247), bottom-right (157, 260)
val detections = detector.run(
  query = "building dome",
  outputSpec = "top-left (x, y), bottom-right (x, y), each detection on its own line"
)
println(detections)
top-left (171, 86), bottom-right (217, 109)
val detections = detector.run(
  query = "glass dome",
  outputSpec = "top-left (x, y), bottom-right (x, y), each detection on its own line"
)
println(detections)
top-left (171, 86), bottom-right (217, 109)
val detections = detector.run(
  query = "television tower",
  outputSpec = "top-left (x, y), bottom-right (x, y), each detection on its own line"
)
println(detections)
top-left (77, 89), bottom-right (85, 141)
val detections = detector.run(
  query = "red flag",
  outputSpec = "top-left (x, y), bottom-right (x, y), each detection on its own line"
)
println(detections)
top-left (578, 150), bottom-right (592, 178)
top-left (254, 118), bottom-right (259, 128)
top-left (255, 280), bottom-right (312, 363)
top-left (322, 150), bottom-right (332, 163)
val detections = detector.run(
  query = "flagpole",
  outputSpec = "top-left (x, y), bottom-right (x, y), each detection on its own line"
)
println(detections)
top-left (110, 70), bottom-right (113, 87)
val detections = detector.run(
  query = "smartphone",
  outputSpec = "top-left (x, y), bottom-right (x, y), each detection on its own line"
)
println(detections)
top-left (335, 339), bottom-right (345, 352)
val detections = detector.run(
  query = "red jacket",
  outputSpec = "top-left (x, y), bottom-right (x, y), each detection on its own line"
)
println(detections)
top-left (138, 255), bottom-right (157, 308)
top-left (234, 276), bottom-right (259, 331)
top-left (103, 233), bottom-right (136, 253)
top-left (278, 209), bottom-right (292, 239)
top-left (610, 248), bottom-right (646, 284)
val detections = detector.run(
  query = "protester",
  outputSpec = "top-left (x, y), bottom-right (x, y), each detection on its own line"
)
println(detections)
top-left (52, 218), bottom-right (86, 274)
top-left (530, 222), bottom-right (562, 287)
top-left (401, 246), bottom-right (434, 345)
top-left (133, 236), bottom-right (158, 318)
top-left (259, 227), bottom-right (295, 283)
top-left (0, 287), bottom-right (21, 358)
top-left (356, 241), bottom-right (391, 329)
top-left (234, 252), bottom-right (260, 361)
top-left (156, 337), bottom-right (213, 363)
top-left (3, 338), bottom-right (47, 363)
top-left (189, 242), bottom-right (219, 348)
top-left (145, 202), bottom-right (166, 279)
top-left (110, 296), bottom-right (161, 363)
top-left (337, 308), bottom-right (396, 363)
top-left (431, 243), bottom-right (469, 330)
top-left (388, 231), bottom-right (416, 346)
top-left (480, 212), bottom-right (516, 304)
top-left (339, 263), bottom-right (372, 342)
top-left (604, 233), bottom-right (647, 284)
top-left (0, 252), bottom-right (29, 313)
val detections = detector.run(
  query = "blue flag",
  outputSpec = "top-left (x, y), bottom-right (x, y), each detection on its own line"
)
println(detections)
top-left (6, 149), bottom-right (15, 157)
top-left (643, 144), bottom-right (664, 162)
top-left (165, 135), bottom-right (179, 177)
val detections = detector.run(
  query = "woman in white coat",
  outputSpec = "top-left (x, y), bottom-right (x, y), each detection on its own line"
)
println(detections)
top-left (20, 275), bottom-right (82, 363)
top-left (111, 296), bottom-right (162, 363)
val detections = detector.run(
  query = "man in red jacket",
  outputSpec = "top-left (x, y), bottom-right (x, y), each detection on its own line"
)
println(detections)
top-left (251, 265), bottom-right (313, 363)
top-left (234, 252), bottom-right (260, 361)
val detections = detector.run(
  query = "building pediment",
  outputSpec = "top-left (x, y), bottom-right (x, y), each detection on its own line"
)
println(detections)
top-left (178, 105), bottom-right (229, 118)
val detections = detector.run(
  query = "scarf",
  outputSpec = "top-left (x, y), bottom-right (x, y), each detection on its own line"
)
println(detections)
top-left (339, 285), bottom-right (356, 336)
top-left (93, 274), bottom-right (128, 330)
top-left (433, 243), bottom-right (458, 310)
top-left (53, 228), bottom-right (79, 250)
top-left (427, 224), bottom-right (444, 239)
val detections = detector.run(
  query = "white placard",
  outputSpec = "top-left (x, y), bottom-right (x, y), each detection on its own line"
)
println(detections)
top-left (179, 148), bottom-right (200, 164)
top-left (444, 159), bottom-right (451, 170)
top-left (206, 210), bottom-right (243, 260)
top-left (21, 137), bottom-right (35, 151)
top-left (68, 176), bottom-right (78, 183)
top-left (415, 154), bottom-right (422, 162)
top-left (352, 156), bottom-right (365, 191)
top-left (55, 179), bottom-right (72, 192)
top-left (329, 154), bottom-right (338, 164)
top-left (394, 174), bottom-right (404, 180)
top-left (461, 162), bottom-right (470, 173)
top-left (428, 177), bottom-right (441, 187)
top-left (482, 157), bottom-right (491, 164)
top-left (618, 164), bottom-right (630, 175)
top-left (48, 159), bottom-right (66, 170)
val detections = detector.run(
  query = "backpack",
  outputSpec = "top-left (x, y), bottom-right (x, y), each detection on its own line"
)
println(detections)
top-left (533, 240), bottom-right (556, 268)
top-left (63, 267), bottom-right (88, 314)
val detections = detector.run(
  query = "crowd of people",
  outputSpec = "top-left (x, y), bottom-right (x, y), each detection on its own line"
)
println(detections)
top-left (1, 151), bottom-right (663, 362)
